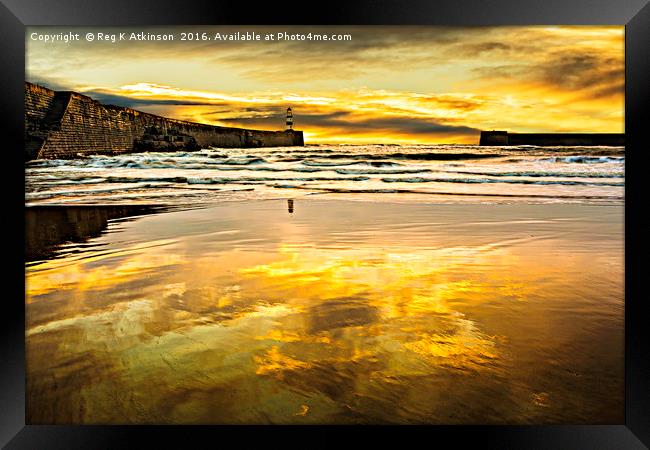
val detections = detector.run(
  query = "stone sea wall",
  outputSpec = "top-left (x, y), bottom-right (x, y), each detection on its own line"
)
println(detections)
top-left (25, 82), bottom-right (304, 160)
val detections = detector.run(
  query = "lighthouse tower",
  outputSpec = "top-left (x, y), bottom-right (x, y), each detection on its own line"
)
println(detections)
top-left (286, 107), bottom-right (293, 131)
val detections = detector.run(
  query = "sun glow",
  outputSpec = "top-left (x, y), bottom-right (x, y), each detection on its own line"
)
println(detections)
top-left (27, 25), bottom-right (624, 144)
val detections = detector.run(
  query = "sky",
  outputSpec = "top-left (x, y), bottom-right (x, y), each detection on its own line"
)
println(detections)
top-left (26, 26), bottom-right (624, 144)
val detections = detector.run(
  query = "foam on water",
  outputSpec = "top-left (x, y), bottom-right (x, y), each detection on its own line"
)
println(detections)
top-left (25, 144), bottom-right (625, 205)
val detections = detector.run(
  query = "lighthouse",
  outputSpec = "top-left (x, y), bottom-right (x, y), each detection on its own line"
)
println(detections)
top-left (286, 107), bottom-right (293, 131)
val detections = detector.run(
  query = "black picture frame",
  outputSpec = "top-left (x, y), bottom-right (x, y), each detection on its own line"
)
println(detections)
top-left (2, 0), bottom-right (648, 447)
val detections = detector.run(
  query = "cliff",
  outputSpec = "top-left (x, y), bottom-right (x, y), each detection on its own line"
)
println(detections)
top-left (479, 131), bottom-right (624, 146)
top-left (25, 82), bottom-right (304, 160)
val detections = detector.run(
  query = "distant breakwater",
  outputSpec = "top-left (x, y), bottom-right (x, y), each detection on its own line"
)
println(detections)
top-left (479, 131), bottom-right (624, 146)
top-left (24, 82), bottom-right (304, 161)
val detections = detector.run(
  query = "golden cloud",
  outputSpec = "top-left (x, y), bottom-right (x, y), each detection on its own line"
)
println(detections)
top-left (26, 26), bottom-right (624, 143)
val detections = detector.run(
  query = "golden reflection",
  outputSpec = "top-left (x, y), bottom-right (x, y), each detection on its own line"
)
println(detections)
top-left (295, 405), bottom-right (310, 416)
top-left (402, 323), bottom-right (499, 372)
top-left (26, 238), bottom-right (181, 298)
top-left (255, 346), bottom-right (313, 376)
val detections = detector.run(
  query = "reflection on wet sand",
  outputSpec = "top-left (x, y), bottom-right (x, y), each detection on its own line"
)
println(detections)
top-left (26, 200), bottom-right (624, 424)
top-left (25, 204), bottom-right (165, 262)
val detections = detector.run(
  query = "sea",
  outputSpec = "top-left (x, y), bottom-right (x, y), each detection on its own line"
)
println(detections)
top-left (25, 144), bottom-right (625, 206)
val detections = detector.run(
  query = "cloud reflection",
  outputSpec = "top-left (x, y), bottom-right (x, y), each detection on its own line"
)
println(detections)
top-left (25, 201), bottom-right (624, 424)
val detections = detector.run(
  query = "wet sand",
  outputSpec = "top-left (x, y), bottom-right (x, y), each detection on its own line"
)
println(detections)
top-left (25, 199), bottom-right (624, 424)
top-left (25, 204), bottom-right (167, 262)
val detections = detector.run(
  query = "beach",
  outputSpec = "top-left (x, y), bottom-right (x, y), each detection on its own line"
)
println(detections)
top-left (21, 21), bottom-right (629, 428)
top-left (25, 196), bottom-right (624, 424)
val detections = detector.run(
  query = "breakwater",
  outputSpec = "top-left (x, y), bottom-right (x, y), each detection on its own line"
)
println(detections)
top-left (25, 82), bottom-right (304, 160)
top-left (479, 131), bottom-right (624, 146)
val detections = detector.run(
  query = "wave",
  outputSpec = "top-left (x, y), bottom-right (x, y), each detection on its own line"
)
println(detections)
top-left (205, 166), bottom-right (324, 173)
top-left (380, 177), bottom-right (624, 187)
top-left (334, 168), bottom-right (432, 175)
top-left (286, 152), bottom-right (501, 162)
top-left (445, 170), bottom-right (624, 179)
top-left (186, 176), bottom-right (371, 185)
top-left (538, 156), bottom-right (624, 164)
top-left (29, 174), bottom-right (372, 187)
top-left (385, 152), bottom-right (500, 160)
top-left (213, 157), bottom-right (266, 165)
top-left (301, 160), bottom-right (402, 167)
top-left (264, 148), bottom-right (336, 154)
top-left (25, 146), bottom-right (626, 206)
top-left (268, 184), bottom-right (623, 200)
top-left (26, 156), bottom-right (268, 169)
top-left (106, 176), bottom-right (190, 183)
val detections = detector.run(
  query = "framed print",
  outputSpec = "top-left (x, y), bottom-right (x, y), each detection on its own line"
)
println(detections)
top-left (1, 0), bottom-right (649, 447)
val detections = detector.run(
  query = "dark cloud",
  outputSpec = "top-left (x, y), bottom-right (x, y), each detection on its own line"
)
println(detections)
top-left (471, 64), bottom-right (528, 79)
top-left (451, 41), bottom-right (513, 57)
top-left (27, 26), bottom-right (624, 96)
top-left (447, 39), bottom-right (547, 59)
top-left (202, 105), bottom-right (281, 118)
top-left (81, 90), bottom-right (223, 108)
top-left (27, 77), bottom-right (74, 92)
top-left (217, 109), bottom-right (479, 137)
top-left (26, 26), bottom-right (500, 84)
top-left (420, 96), bottom-right (485, 111)
top-left (472, 48), bottom-right (623, 99)
top-left (538, 50), bottom-right (623, 97)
